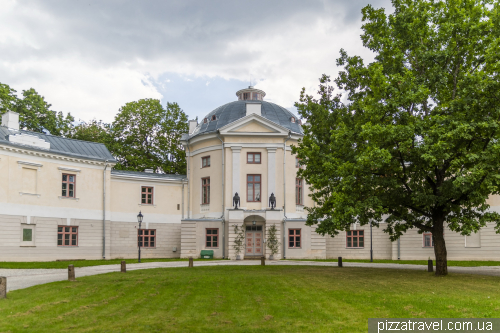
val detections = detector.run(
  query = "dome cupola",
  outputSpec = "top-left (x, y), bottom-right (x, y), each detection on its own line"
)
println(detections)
top-left (236, 86), bottom-right (266, 101)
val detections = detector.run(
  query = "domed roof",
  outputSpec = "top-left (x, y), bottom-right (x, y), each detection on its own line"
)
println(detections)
top-left (190, 87), bottom-right (303, 137)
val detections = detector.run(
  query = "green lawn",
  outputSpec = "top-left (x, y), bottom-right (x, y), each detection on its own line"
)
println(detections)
top-left (0, 258), bottom-right (222, 269)
top-left (0, 266), bottom-right (498, 332)
top-left (288, 259), bottom-right (500, 267)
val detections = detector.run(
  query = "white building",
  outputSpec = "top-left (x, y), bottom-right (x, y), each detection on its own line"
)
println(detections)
top-left (1, 87), bottom-right (499, 261)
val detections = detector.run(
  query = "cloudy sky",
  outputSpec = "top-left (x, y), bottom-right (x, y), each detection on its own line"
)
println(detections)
top-left (0, 0), bottom-right (392, 123)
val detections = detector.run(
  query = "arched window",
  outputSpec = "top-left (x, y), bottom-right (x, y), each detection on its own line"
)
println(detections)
top-left (203, 118), bottom-right (208, 124)
top-left (291, 117), bottom-right (295, 123)
top-left (211, 115), bottom-right (216, 121)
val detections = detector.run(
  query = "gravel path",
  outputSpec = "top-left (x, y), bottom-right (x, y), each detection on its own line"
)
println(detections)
top-left (1, 260), bottom-right (499, 292)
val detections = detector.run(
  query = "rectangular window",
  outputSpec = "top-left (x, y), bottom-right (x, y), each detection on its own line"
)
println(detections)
top-left (423, 233), bottom-right (434, 247)
top-left (247, 152), bottom-right (261, 164)
top-left (206, 228), bottom-right (219, 248)
top-left (141, 186), bottom-right (154, 205)
top-left (138, 229), bottom-right (156, 248)
top-left (289, 229), bottom-right (301, 248)
top-left (202, 177), bottom-right (210, 204)
top-left (62, 174), bottom-right (76, 198)
top-left (296, 178), bottom-right (303, 205)
top-left (23, 228), bottom-right (33, 242)
top-left (247, 174), bottom-right (261, 202)
top-left (346, 230), bottom-right (364, 248)
top-left (57, 226), bottom-right (78, 246)
top-left (202, 156), bottom-right (210, 168)
top-left (295, 157), bottom-right (301, 168)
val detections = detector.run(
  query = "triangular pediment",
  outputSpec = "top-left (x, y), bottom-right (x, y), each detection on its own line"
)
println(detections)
top-left (219, 114), bottom-right (290, 136)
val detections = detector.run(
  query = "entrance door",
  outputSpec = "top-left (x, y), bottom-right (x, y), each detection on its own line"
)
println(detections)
top-left (245, 225), bottom-right (263, 256)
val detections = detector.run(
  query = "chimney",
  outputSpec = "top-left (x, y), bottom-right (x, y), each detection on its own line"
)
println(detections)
top-left (144, 169), bottom-right (154, 173)
top-left (2, 111), bottom-right (19, 130)
top-left (246, 103), bottom-right (261, 117)
top-left (189, 119), bottom-right (198, 134)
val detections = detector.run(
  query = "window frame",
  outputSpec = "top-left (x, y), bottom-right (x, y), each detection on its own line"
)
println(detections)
top-left (423, 232), bottom-right (434, 248)
top-left (57, 226), bottom-right (78, 247)
top-left (296, 178), bottom-right (303, 205)
top-left (247, 174), bottom-right (261, 202)
top-left (206, 228), bottom-right (219, 248)
top-left (141, 186), bottom-right (154, 205)
top-left (202, 156), bottom-right (211, 168)
top-left (247, 152), bottom-right (261, 164)
top-left (61, 173), bottom-right (76, 198)
top-left (289, 229), bottom-right (301, 248)
top-left (202, 177), bottom-right (210, 204)
top-left (346, 230), bottom-right (364, 248)
top-left (138, 229), bottom-right (156, 248)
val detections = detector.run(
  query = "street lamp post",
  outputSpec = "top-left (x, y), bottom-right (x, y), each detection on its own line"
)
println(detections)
top-left (370, 222), bottom-right (373, 262)
top-left (137, 211), bottom-right (143, 263)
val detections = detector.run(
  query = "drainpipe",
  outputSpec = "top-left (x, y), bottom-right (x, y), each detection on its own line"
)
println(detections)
top-left (216, 130), bottom-right (226, 259)
top-left (102, 160), bottom-right (108, 259)
top-left (283, 131), bottom-right (291, 259)
top-left (186, 140), bottom-right (191, 219)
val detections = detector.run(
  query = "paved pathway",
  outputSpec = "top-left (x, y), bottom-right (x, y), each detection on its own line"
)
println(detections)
top-left (1, 260), bottom-right (499, 292)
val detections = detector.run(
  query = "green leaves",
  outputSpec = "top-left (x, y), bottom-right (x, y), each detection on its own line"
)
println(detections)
top-left (70, 99), bottom-right (189, 174)
top-left (293, 0), bottom-right (500, 246)
top-left (0, 83), bottom-right (75, 135)
top-left (111, 99), bottom-right (188, 174)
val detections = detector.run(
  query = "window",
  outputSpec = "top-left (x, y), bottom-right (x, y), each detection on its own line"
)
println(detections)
top-left (247, 152), bottom-right (261, 164)
top-left (211, 115), bottom-right (217, 121)
top-left (243, 92), bottom-right (250, 100)
top-left (253, 93), bottom-right (260, 100)
top-left (291, 117), bottom-right (296, 123)
top-left (247, 174), bottom-right (261, 202)
top-left (202, 177), bottom-right (210, 204)
top-left (62, 174), bottom-right (76, 198)
top-left (58, 226), bottom-right (78, 246)
top-left (202, 156), bottom-right (211, 168)
top-left (23, 228), bottom-right (32, 242)
top-left (423, 233), bottom-right (434, 247)
top-left (246, 225), bottom-right (263, 231)
top-left (346, 230), bottom-right (364, 248)
top-left (296, 178), bottom-right (303, 205)
top-left (289, 229), bottom-right (301, 248)
top-left (203, 118), bottom-right (208, 123)
top-left (141, 186), bottom-right (154, 205)
top-left (295, 157), bottom-right (301, 168)
top-left (138, 229), bottom-right (156, 248)
top-left (206, 228), bottom-right (218, 248)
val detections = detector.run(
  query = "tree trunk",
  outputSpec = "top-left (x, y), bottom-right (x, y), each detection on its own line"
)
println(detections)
top-left (433, 221), bottom-right (448, 276)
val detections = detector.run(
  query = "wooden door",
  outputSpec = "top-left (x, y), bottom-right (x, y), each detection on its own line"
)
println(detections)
top-left (245, 231), bottom-right (263, 256)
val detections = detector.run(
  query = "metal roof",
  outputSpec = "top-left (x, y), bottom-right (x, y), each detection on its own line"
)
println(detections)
top-left (189, 100), bottom-right (303, 138)
top-left (111, 169), bottom-right (186, 180)
top-left (0, 126), bottom-right (116, 162)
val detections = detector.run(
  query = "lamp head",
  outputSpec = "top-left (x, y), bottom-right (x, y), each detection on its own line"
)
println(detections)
top-left (137, 211), bottom-right (143, 223)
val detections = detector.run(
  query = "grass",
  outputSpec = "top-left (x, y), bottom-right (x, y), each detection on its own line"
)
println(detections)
top-left (287, 259), bottom-right (500, 267)
top-left (0, 266), bottom-right (499, 332)
top-left (0, 258), bottom-right (222, 269)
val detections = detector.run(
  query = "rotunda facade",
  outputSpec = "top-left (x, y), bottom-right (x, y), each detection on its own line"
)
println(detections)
top-left (180, 86), bottom-right (325, 260)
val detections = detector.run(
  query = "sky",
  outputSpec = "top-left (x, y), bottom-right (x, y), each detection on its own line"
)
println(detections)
top-left (0, 0), bottom-right (393, 123)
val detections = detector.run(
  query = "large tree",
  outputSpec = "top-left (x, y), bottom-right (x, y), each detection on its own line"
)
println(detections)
top-left (111, 99), bottom-right (188, 174)
top-left (293, 0), bottom-right (500, 275)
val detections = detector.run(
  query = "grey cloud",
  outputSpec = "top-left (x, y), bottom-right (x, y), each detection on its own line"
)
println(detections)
top-left (5, 0), bottom-right (392, 67)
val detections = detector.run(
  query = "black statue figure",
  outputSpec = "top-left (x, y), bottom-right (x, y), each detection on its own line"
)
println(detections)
top-left (269, 193), bottom-right (276, 210)
top-left (233, 192), bottom-right (240, 209)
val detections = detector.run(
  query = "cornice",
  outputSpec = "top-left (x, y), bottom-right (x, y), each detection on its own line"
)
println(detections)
top-left (111, 173), bottom-right (187, 184)
top-left (0, 144), bottom-right (116, 166)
